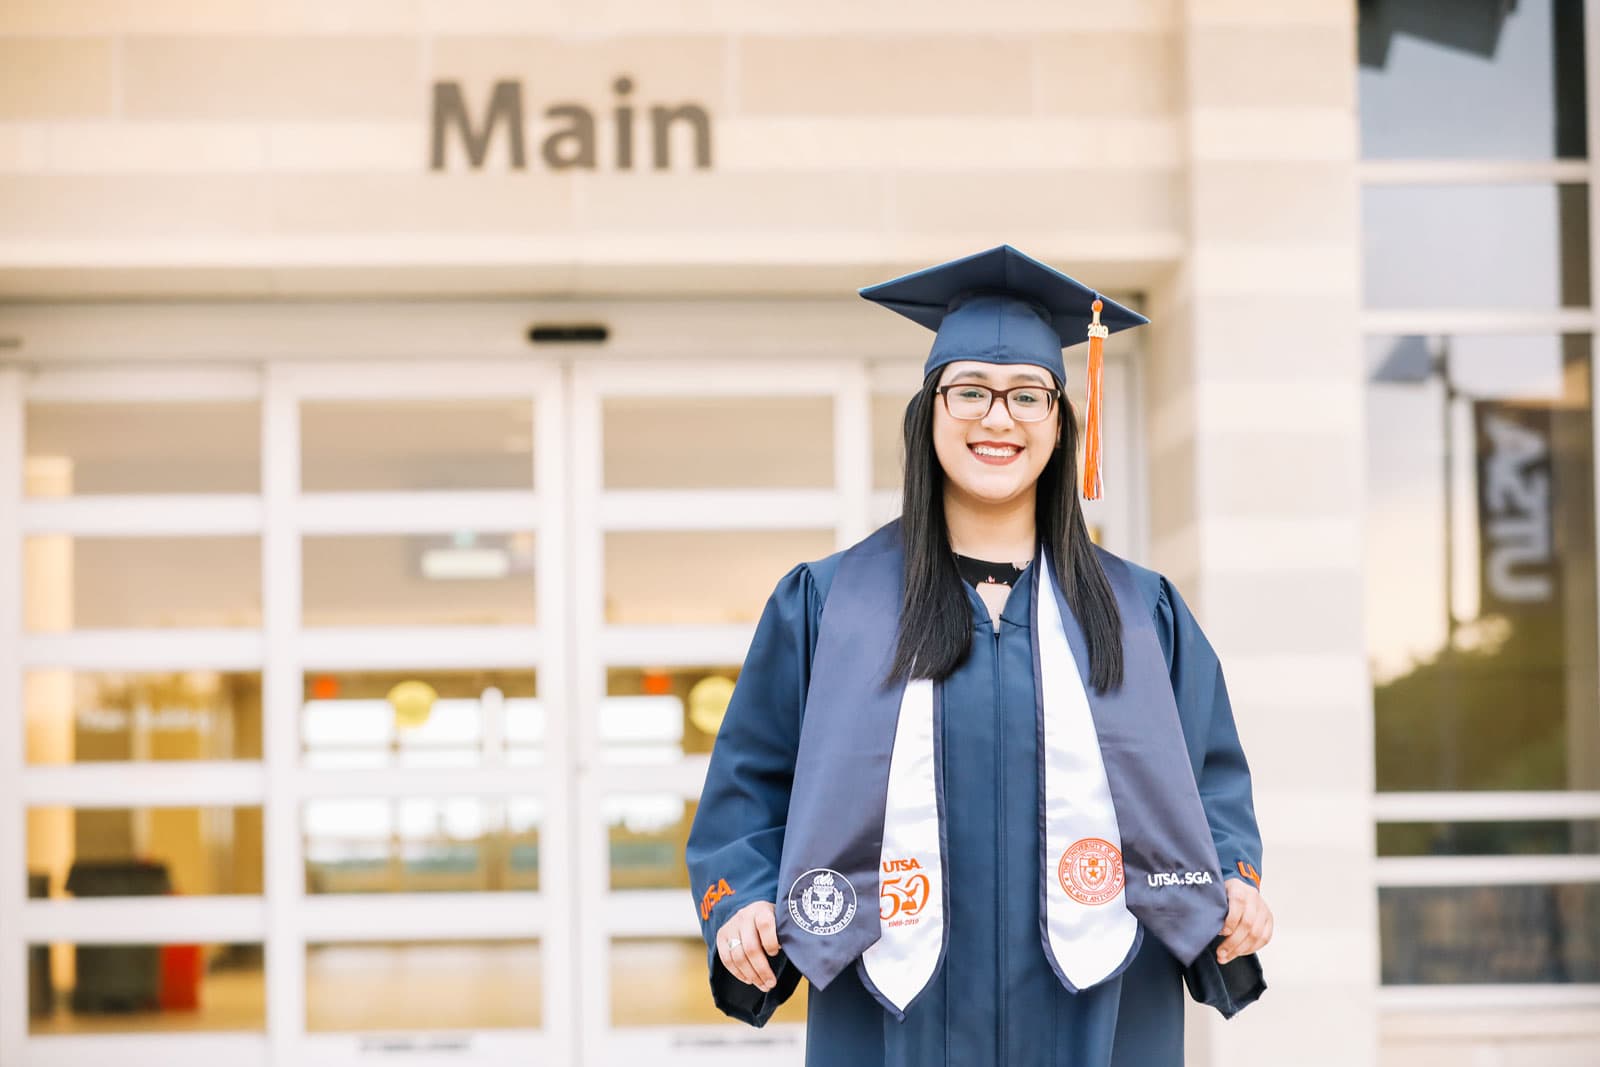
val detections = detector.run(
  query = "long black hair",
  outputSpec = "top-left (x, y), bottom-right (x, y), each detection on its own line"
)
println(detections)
top-left (888, 369), bottom-right (1125, 692)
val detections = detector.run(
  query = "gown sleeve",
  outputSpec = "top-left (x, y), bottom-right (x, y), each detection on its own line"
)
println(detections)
top-left (1154, 575), bottom-right (1268, 1019)
top-left (684, 562), bottom-right (821, 1027)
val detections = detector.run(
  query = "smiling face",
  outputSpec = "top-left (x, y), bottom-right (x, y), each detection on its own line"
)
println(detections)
top-left (931, 360), bottom-right (1061, 510)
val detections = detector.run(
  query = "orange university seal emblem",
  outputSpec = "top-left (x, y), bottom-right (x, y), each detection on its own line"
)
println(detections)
top-left (1057, 837), bottom-right (1124, 906)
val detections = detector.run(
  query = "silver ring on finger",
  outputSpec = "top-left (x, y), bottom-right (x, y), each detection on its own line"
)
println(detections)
top-left (726, 937), bottom-right (742, 952)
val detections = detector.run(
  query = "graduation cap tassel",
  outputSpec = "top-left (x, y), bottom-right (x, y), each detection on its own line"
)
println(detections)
top-left (1082, 298), bottom-right (1108, 500)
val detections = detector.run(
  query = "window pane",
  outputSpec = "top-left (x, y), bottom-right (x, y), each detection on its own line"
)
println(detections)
top-left (301, 669), bottom-right (538, 769)
top-left (605, 530), bottom-right (834, 625)
top-left (305, 940), bottom-right (540, 1031)
top-left (25, 401), bottom-right (260, 495)
top-left (1359, 0), bottom-right (1586, 159)
top-left (872, 391), bottom-right (909, 491)
top-left (300, 399), bottom-right (534, 491)
top-left (610, 937), bottom-right (807, 1027)
top-left (28, 806), bottom-right (262, 898)
top-left (609, 798), bottom-right (693, 891)
top-left (604, 665), bottom-right (734, 761)
top-left (1362, 184), bottom-right (1588, 309)
top-left (1380, 884), bottom-right (1600, 983)
top-left (304, 796), bottom-right (539, 894)
top-left (303, 532), bottom-right (535, 626)
top-left (1378, 821), bottom-right (1600, 856)
top-left (602, 395), bottom-right (834, 489)
top-left (25, 536), bottom-right (260, 631)
top-left (25, 670), bottom-right (262, 764)
top-left (29, 941), bottom-right (264, 1033)
top-left (1366, 334), bottom-right (1599, 791)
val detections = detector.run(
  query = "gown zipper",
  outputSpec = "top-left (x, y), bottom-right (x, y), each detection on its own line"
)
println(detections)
top-left (993, 619), bottom-right (1006, 1064)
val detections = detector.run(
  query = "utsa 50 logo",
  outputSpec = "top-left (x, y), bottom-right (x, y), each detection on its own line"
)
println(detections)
top-left (879, 857), bottom-right (932, 925)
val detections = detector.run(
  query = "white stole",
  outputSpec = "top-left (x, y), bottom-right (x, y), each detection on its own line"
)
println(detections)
top-left (1036, 553), bottom-right (1140, 988)
top-left (860, 678), bottom-right (942, 1010)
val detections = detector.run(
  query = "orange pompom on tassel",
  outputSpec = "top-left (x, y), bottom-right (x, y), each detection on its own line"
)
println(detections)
top-left (1081, 298), bottom-right (1109, 500)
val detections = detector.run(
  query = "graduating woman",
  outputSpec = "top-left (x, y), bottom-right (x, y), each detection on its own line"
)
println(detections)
top-left (686, 245), bottom-right (1272, 1066)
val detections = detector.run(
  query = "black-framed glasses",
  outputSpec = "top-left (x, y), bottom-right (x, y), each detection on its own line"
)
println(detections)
top-left (936, 383), bottom-right (1059, 423)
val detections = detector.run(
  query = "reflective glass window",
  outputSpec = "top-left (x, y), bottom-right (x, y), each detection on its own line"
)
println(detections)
top-left (27, 805), bottom-right (262, 898)
top-left (305, 940), bottom-right (540, 1031)
top-left (1380, 884), bottom-right (1600, 983)
top-left (303, 532), bottom-right (536, 627)
top-left (303, 797), bottom-right (539, 894)
top-left (28, 941), bottom-right (264, 1033)
top-left (1359, 0), bottom-right (1586, 159)
top-left (25, 671), bottom-right (262, 765)
top-left (1362, 184), bottom-right (1588, 309)
top-left (608, 797), bottom-right (694, 892)
top-left (602, 395), bottom-right (834, 489)
top-left (300, 669), bottom-right (538, 769)
top-left (604, 530), bottom-right (834, 625)
top-left (25, 536), bottom-right (260, 631)
top-left (872, 391), bottom-right (910, 492)
top-left (301, 399), bottom-right (534, 491)
top-left (25, 400), bottom-right (260, 496)
top-left (1366, 333), bottom-right (1598, 792)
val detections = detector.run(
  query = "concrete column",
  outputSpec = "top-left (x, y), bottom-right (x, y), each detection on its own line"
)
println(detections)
top-left (1149, 3), bottom-right (1377, 1065)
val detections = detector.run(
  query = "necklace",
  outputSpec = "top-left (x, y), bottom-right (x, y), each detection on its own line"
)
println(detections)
top-left (952, 552), bottom-right (1030, 588)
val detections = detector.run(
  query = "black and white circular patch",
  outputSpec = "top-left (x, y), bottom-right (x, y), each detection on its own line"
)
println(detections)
top-left (787, 867), bottom-right (857, 936)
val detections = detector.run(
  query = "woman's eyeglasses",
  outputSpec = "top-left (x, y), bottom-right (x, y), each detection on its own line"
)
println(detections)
top-left (936, 384), bottom-right (1059, 423)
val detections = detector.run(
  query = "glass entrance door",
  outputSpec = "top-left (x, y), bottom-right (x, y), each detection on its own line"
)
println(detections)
top-left (569, 359), bottom-right (858, 1066)
top-left (6, 359), bottom-right (573, 1067)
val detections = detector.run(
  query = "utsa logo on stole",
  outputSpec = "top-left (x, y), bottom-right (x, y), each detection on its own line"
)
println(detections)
top-left (700, 878), bottom-right (734, 920)
top-left (879, 856), bottom-right (931, 927)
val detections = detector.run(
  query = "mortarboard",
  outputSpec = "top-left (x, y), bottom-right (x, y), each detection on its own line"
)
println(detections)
top-left (859, 244), bottom-right (1147, 500)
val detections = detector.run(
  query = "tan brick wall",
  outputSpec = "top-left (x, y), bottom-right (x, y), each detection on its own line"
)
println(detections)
top-left (122, 36), bottom-right (423, 120)
top-left (432, 35), bottom-right (728, 107)
top-left (737, 36), bottom-right (1033, 116)
top-left (0, 7), bottom-right (1195, 285)
top-left (0, 38), bottom-right (115, 118)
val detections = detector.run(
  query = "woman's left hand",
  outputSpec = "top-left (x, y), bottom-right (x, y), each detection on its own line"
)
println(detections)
top-left (1215, 878), bottom-right (1273, 963)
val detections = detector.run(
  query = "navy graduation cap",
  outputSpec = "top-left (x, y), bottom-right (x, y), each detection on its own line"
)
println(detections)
top-left (859, 244), bottom-right (1148, 499)
top-left (857, 244), bottom-right (1147, 386)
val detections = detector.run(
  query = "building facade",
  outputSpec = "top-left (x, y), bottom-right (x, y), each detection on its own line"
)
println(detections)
top-left (0, 1), bottom-right (1591, 1065)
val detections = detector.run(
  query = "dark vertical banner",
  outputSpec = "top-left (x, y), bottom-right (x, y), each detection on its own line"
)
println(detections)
top-left (1447, 399), bottom-right (1571, 795)
top-left (1474, 401), bottom-right (1562, 619)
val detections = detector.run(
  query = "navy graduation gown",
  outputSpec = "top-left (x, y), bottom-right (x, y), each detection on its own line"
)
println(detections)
top-left (686, 549), bottom-right (1263, 1067)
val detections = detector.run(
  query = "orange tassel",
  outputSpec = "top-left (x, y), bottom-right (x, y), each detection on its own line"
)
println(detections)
top-left (1082, 298), bottom-right (1108, 500)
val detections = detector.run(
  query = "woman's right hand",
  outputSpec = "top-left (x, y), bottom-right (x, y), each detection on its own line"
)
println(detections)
top-left (715, 900), bottom-right (782, 992)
